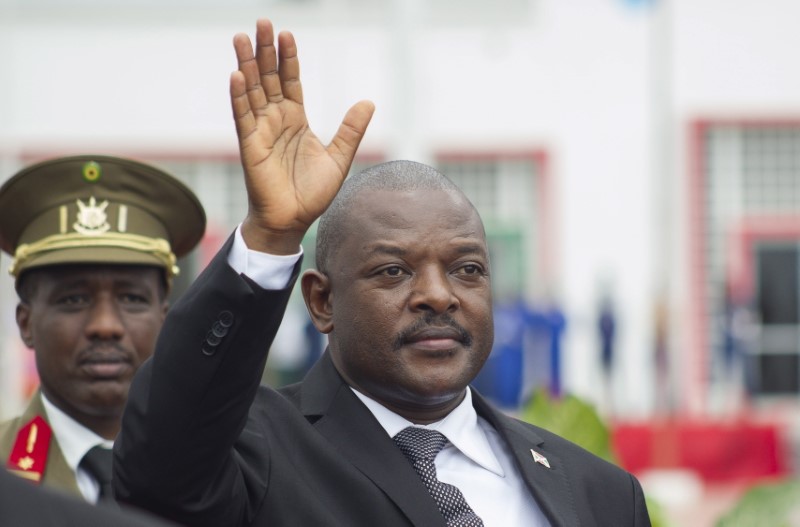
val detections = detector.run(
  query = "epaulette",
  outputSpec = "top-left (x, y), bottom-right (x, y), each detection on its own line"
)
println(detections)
top-left (6, 415), bottom-right (52, 483)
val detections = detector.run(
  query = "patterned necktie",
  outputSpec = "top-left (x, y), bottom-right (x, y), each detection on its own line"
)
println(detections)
top-left (393, 427), bottom-right (484, 527)
top-left (80, 445), bottom-right (114, 504)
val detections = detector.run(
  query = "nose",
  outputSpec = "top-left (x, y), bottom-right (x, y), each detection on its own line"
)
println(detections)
top-left (409, 267), bottom-right (459, 314)
top-left (84, 296), bottom-right (125, 341)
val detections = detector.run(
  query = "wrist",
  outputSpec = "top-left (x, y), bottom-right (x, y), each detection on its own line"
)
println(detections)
top-left (241, 218), bottom-right (305, 255)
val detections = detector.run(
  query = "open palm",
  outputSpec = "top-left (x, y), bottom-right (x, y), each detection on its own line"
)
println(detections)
top-left (230, 19), bottom-right (374, 253)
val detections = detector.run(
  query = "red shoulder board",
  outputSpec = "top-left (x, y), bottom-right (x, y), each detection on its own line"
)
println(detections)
top-left (6, 415), bottom-right (52, 484)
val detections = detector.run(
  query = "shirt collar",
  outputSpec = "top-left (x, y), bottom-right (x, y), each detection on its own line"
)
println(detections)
top-left (351, 387), bottom-right (505, 477)
top-left (40, 393), bottom-right (112, 472)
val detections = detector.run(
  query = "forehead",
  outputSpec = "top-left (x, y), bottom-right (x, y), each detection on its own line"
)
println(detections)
top-left (21, 264), bottom-right (163, 291)
top-left (340, 188), bottom-right (486, 250)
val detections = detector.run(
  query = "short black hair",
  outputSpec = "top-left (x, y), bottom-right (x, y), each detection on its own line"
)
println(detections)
top-left (315, 160), bottom-right (473, 272)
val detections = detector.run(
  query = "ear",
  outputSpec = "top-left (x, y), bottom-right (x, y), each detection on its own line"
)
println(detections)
top-left (16, 303), bottom-right (34, 349)
top-left (160, 301), bottom-right (169, 323)
top-left (301, 269), bottom-right (334, 334)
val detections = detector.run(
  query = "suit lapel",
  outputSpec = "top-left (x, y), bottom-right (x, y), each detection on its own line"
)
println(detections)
top-left (299, 356), bottom-right (581, 526)
top-left (300, 354), bottom-right (447, 527)
top-left (472, 391), bottom-right (580, 527)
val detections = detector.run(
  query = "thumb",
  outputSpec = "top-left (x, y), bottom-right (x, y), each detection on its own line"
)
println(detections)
top-left (327, 100), bottom-right (375, 175)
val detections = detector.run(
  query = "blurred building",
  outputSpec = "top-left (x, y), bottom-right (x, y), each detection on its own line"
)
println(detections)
top-left (1, 0), bottom-right (800, 458)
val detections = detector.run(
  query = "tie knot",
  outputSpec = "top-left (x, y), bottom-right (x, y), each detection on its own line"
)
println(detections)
top-left (393, 427), bottom-right (449, 463)
top-left (80, 445), bottom-right (113, 486)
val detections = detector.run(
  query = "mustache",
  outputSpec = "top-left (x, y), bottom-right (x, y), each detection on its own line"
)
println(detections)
top-left (392, 312), bottom-right (473, 351)
top-left (77, 343), bottom-right (132, 363)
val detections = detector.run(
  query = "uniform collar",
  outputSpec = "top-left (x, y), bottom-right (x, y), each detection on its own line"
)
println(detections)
top-left (40, 394), bottom-right (112, 472)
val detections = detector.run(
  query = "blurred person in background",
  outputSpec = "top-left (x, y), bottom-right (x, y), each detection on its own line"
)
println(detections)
top-left (0, 155), bottom-right (205, 504)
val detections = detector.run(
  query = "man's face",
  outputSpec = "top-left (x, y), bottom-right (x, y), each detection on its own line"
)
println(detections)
top-left (16, 265), bottom-right (167, 425)
top-left (315, 188), bottom-right (494, 415)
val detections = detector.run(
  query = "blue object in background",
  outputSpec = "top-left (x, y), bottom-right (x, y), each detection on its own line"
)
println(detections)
top-left (620, 0), bottom-right (657, 8)
top-left (473, 301), bottom-right (526, 408)
top-left (473, 299), bottom-right (567, 409)
top-left (546, 306), bottom-right (566, 397)
top-left (598, 300), bottom-right (616, 373)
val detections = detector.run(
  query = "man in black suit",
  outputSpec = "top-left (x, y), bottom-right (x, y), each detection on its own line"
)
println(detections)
top-left (114, 18), bottom-right (651, 527)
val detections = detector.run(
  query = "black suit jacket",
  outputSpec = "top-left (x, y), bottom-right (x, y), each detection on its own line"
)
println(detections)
top-left (115, 237), bottom-right (650, 527)
top-left (0, 470), bottom-right (173, 527)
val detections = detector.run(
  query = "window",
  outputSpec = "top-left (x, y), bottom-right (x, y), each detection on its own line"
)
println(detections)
top-left (436, 154), bottom-right (549, 301)
top-left (697, 122), bottom-right (800, 397)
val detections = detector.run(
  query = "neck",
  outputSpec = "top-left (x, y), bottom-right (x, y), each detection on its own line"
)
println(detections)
top-left (79, 418), bottom-right (120, 441)
top-left (374, 389), bottom-right (467, 425)
top-left (40, 390), bottom-right (121, 440)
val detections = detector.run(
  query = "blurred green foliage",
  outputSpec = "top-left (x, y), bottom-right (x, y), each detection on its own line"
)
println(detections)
top-left (520, 389), bottom-right (669, 527)
top-left (520, 390), bottom-right (615, 462)
top-left (715, 479), bottom-right (800, 527)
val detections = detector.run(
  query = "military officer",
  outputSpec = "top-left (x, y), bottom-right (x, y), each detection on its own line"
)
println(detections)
top-left (0, 155), bottom-right (205, 503)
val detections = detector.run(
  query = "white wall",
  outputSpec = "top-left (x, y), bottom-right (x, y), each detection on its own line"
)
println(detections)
top-left (1, 0), bottom-right (799, 419)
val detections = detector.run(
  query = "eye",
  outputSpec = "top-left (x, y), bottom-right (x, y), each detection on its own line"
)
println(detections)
top-left (454, 263), bottom-right (486, 277)
top-left (119, 293), bottom-right (149, 304)
top-left (379, 265), bottom-right (408, 278)
top-left (56, 294), bottom-right (89, 307)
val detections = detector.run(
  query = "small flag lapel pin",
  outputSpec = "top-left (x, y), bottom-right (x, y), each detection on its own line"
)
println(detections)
top-left (530, 449), bottom-right (551, 468)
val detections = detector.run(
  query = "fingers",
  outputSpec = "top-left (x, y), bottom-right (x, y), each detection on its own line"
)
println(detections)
top-left (230, 71), bottom-right (256, 142)
top-left (238, 19), bottom-right (303, 109)
top-left (277, 31), bottom-right (303, 105)
top-left (233, 31), bottom-right (269, 117)
top-left (255, 19), bottom-right (284, 103)
top-left (327, 100), bottom-right (376, 174)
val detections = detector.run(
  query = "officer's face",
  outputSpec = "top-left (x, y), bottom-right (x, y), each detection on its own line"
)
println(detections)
top-left (16, 265), bottom-right (167, 433)
top-left (305, 188), bottom-right (494, 420)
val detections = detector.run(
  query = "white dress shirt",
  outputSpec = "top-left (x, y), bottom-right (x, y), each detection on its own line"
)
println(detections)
top-left (228, 225), bottom-right (551, 526)
top-left (353, 388), bottom-right (550, 526)
top-left (41, 394), bottom-right (111, 504)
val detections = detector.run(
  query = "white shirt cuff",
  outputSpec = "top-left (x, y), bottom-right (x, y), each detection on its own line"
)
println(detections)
top-left (227, 224), bottom-right (303, 290)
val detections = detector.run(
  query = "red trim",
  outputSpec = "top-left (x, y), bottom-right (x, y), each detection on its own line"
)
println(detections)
top-left (727, 217), bottom-right (800, 302)
top-left (435, 149), bottom-right (554, 286)
top-left (534, 151), bottom-right (554, 284)
top-left (687, 120), bottom-right (707, 415)
top-left (692, 117), bottom-right (800, 128)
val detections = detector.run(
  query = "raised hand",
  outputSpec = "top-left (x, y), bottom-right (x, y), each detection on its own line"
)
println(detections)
top-left (230, 19), bottom-right (375, 254)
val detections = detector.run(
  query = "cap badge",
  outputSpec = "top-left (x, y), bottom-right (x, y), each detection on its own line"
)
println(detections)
top-left (74, 197), bottom-right (110, 235)
top-left (82, 161), bottom-right (101, 182)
